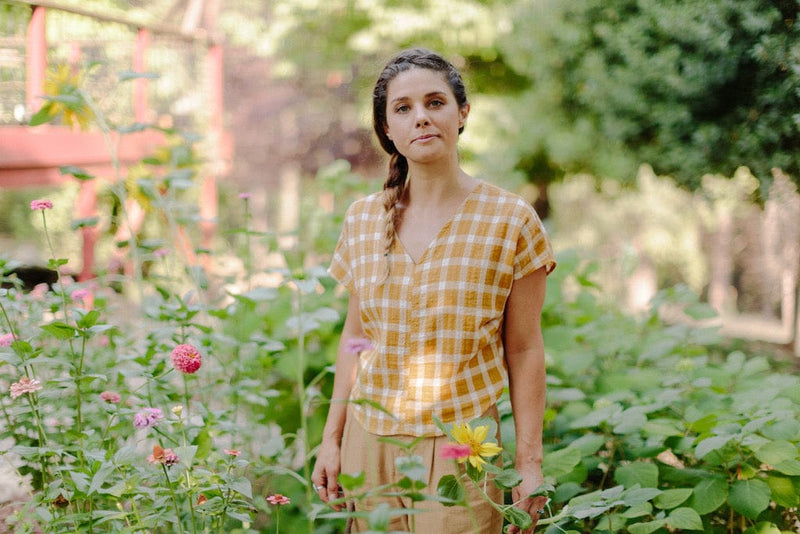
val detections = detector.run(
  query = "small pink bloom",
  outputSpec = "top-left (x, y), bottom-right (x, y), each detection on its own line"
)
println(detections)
top-left (99, 391), bottom-right (121, 403)
top-left (147, 444), bottom-right (179, 466)
top-left (30, 283), bottom-right (49, 300)
top-left (0, 333), bottom-right (16, 347)
top-left (170, 344), bottom-right (202, 374)
top-left (344, 337), bottom-right (373, 355)
top-left (10, 377), bottom-right (42, 399)
top-left (224, 449), bottom-right (241, 457)
top-left (71, 288), bottom-right (91, 302)
top-left (267, 494), bottom-right (290, 505)
top-left (30, 199), bottom-right (53, 210)
top-left (238, 192), bottom-right (252, 199)
top-left (153, 248), bottom-right (169, 258)
top-left (440, 443), bottom-right (472, 461)
top-left (133, 407), bottom-right (164, 429)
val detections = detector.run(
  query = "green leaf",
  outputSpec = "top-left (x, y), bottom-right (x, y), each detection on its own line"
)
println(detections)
top-left (59, 166), bottom-right (95, 180)
top-left (41, 322), bottom-right (78, 340)
top-left (743, 522), bottom-right (782, 534)
top-left (502, 505), bottom-right (533, 530)
top-left (194, 428), bottom-right (212, 461)
top-left (228, 476), bottom-right (253, 499)
top-left (493, 468), bottom-right (522, 490)
top-left (75, 310), bottom-right (101, 329)
top-left (622, 486), bottom-right (661, 505)
top-left (395, 455), bottom-right (427, 483)
top-left (614, 462), bottom-right (659, 488)
top-left (542, 447), bottom-right (582, 478)
top-left (667, 507), bottom-right (703, 531)
top-left (653, 488), bottom-right (693, 509)
top-left (338, 471), bottom-right (365, 491)
top-left (118, 70), bottom-right (159, 81)
top-left (773, 459), bottom-right (800, 475)
top-left (29, 102), bottom-right (55, 126)
top-left (690, 477), bottom-right (728, 514)
top-left (765, 475), bottom-right (799, 507)
top-left (695, 435), bottom-right (733, 459)
top-left (621, 502), bottom-right (652, 518)
top-left (70, 217), bottom-right (100, 229)
top-left (729, 479), bottom-right (771, 519)
top-left (754, 440), bottom-right (798, 466)
top-left (436, 474), bottom-right (464, 506)
top-left (627, 519), bottom-right (666, 534)
top-left (88, 462), bottom-right (115, 496)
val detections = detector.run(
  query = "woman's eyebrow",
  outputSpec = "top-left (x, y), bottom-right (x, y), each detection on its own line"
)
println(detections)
top-left (390, 91), bottom-right (447, 104)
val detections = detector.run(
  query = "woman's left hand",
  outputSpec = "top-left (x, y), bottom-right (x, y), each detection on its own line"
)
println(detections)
top-left (507, 465), bottom-right (548, 534)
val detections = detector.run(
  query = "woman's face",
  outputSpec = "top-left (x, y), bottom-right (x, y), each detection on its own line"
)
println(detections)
top-left (383, 67), bottom-right (469, 165)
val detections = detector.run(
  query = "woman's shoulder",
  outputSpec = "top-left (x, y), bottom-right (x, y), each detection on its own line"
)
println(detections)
top-left (344, 191), bottom-right (385, 218)
top-left (475, 180), bottom-right (540, 217)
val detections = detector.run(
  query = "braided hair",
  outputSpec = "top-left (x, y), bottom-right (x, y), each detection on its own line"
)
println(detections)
top-left (372, 48), bottom-right (469, 281)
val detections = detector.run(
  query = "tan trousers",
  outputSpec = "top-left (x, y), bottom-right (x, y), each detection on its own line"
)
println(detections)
top-left (340, 406), bottom-right (504, 533)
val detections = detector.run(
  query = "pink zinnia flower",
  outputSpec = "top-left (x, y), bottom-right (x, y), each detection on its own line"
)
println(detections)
top-left (10, 377), bottom-right (42, 399)
top-left (267, 494), bottom-right (290, 505)
top-left (30, 199), bottom-right (53, 210)
top-left (147, 444), bottom-right (179, 466)
top-left (0, 332), bottom-right (16, 347)
top-left (153, 248), bottom-right (169, 258)
top-left (99, 391), bottom-right (121, 403)
top-left (344, 337), bottom-right (373, 355)
top-left (440, 443), bottom-right (472, 461)
top-left (238, 192), bottom-right (252, 199)
top-left (133, 407), bottom-right (164, 429)
top-left (71, 288), bottom-right (91, 302)
top-left (224, 449), bottom-right (241, 457)
top-left (170, 344), bottom-right (202, 374)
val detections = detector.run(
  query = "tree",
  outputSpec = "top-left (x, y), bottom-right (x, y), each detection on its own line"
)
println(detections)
top-left (496, 0), bottom-right (800, 194)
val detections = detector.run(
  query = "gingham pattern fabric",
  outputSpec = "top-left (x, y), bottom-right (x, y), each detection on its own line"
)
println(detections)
top-left (329, 181), bottom-right (556, 436)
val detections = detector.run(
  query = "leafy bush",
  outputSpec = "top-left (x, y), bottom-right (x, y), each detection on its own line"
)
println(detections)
top-left (531, 251), bottom-right (800, 533)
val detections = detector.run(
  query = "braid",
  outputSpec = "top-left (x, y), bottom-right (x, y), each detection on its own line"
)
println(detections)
top-left (380, 153), bottom-right (408, 282)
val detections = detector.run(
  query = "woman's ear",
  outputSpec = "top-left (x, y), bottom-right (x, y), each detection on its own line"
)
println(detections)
top-left (459, 103), bottom-right (470, 129)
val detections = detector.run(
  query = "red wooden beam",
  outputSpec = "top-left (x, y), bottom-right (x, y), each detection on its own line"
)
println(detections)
top-left (26, 5), bottom-right (46, 115)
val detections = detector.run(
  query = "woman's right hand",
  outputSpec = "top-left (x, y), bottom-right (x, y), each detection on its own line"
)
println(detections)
top-left (311, 439), bottom-right (344, 510)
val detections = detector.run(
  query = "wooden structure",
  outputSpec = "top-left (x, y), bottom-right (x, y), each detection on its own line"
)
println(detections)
top-left (0, 0), bottom-right (229, 280)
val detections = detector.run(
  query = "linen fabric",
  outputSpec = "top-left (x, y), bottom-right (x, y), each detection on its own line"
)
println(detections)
top-left (340, 405), bottom-right (504, 532)
top-left (329, 180), bottom-right (556, 436)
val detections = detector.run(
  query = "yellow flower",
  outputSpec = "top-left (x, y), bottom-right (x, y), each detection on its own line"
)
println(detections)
top-left (42, 64), bottom-right (92, 130)
top-left (450, 422), bottom-right (503, 472)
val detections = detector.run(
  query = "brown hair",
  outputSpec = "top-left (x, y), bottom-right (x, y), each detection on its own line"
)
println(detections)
top-left (372, 48), bottom-right (469, 280)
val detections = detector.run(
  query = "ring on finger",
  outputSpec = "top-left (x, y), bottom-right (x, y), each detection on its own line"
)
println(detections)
top-left (537, 509), bottom-right (545, 515)
top-left (313, 484), bottom-right (323, 491)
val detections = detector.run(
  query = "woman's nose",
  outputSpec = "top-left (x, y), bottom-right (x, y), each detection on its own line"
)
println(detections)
top-left (414, 106), bottom-right (430, 126)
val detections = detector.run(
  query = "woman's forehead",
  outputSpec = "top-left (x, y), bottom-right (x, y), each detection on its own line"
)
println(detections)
top-left (387, 67), bottom-right (451, 99)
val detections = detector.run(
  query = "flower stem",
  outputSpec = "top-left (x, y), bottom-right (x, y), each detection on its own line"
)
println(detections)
top-left (162, 464), bottom-right (185, 534)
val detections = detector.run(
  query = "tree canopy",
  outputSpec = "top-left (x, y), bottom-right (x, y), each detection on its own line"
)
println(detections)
top-left (497, 0), bottom-right (800, 192)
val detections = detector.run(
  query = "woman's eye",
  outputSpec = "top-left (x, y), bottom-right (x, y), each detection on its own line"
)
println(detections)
top-left (429, 99), bottom-right (444, 108)
top-left (395, 105), bottom-right (409, 113)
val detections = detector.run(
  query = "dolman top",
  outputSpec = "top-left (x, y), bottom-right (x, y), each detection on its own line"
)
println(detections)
top-left (329, 180), bottom-right (556, 436)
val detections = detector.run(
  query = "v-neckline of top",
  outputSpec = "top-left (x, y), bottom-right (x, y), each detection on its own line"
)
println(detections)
top-left (395, 181), bottom-right (483, 266)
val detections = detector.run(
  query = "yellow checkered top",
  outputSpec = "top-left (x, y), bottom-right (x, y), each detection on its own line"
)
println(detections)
top-left (329, 181), bottom-right (556, 436)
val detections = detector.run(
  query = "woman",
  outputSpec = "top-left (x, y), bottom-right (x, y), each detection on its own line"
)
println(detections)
top-left (311, 48), bottom-right (556, 533)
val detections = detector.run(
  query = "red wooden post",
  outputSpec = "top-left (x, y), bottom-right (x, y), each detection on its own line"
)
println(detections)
top-left (133, 28), bottom-right (150, 123)
top-left (199, 43), bottom-right (223, 253)
top-left (26, 5), bottom-right (47, 115)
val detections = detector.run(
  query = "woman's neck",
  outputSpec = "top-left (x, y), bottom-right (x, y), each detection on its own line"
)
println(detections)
top-left (404, 160), bottom-right (477, 208)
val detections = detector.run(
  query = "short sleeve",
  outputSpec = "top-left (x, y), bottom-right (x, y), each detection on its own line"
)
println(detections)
top-left (514, 205), bottom-right (556, 280)
top-left (328, 209), bottom-right (356, 293)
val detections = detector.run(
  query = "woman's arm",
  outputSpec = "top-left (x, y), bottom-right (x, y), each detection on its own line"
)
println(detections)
top-left (503, 267), bottom-right (549, 534)
top-left (311, 293), bottom-right (365, 509)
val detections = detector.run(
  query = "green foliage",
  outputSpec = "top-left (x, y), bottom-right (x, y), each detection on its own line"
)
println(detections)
top-left (530, 251), bottom-right (800, 532)
top-left (497, 0), bottom-right (800, 191)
